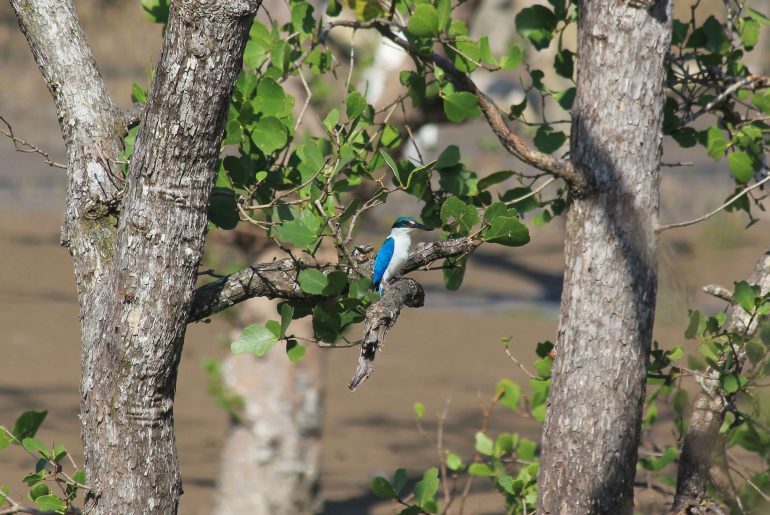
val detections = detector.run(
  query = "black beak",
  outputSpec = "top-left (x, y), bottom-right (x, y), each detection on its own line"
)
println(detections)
top-left (413, 223), bottom-right (434, 231)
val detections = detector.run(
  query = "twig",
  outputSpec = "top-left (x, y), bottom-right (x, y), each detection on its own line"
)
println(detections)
top-left (657, 173), bottom-right (770, 232)
top-left (679, 75), bottom-right (765, 126)
top-left (0, 115), bottom-right (66, 169)
top-left (502, 337), bottom-right (536, 380)
top-left (295, 69), bottom-right (312, 132)
top-left (506, 177), bottom-right (556, 206)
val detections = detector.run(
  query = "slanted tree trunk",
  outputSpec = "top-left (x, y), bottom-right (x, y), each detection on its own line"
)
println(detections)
top-left (672, 247), bottom-right (770, 512)
top-left (537, 1), bottom-right (673, 513)
top-left (11, 0), bottom-right (260, 513)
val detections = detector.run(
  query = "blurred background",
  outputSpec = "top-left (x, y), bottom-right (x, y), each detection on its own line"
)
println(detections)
top-left (1, 0), bottom-right (769, 513)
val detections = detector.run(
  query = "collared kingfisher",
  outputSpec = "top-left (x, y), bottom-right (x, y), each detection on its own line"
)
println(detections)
top-left (372, 216), bottom-right (434, 294)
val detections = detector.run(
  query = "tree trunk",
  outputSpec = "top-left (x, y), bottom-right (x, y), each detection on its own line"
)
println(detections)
top-left (672, 247), bottom-right (770, 512)
top-left (214, 298), bottom-right (323, 515)
top-left (537, 2), bottom-right (673, 513)
top-left (12, 0), bottom-right (260, 513)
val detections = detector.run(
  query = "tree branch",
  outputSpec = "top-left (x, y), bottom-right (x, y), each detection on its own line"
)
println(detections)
top-left (348, 277), bottom-right (425, 390)
top-left (657, 173), bottom-right (770, 233)
top-left (188, 236), bottom-right (481, 322)
top-left (324, 20), bottom-right (588, 195)
top-left (672, 246), bottom-right (770, 512)
top-left (0, 115), bottom-right (67, 169)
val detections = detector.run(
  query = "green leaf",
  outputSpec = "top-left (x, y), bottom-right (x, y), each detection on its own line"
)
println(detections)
top-left (534, 358), bottom-right (552, 378)
top-left (706, 126), bottom-right (728, 160)
top-left (684, 310), bottom-right (701, 339)
top-left (12, 411), bottom-right (47, 442)
top-left (734, 281), bottom-right (758, 313)
top-left (443, 257), bottom-right (467, 291)
top-left (468, 463), bottom-right (495, 477)
top-left (273, 213), bottom-right (321, 249)
top-left (286, 340), bottom-right (306, 363)
top-left (29, 483), bottom-right (50, 501)
top-left (517, 438), bottom-right (537, 461)
top-left (371, 476), bottom-right (398, 498)
top-left (720, 374), bottom-right (748, 393)
top-left (254, 78), bottom-right (293, 117)
top-left (393, 468), bottom-right (408, 495)
top-left (475, 432), bottom-right (494, 456)
top-left (515, 5), bottom-right (557, 50)
top-left (251, 116), bottom-right (288, 153)
top-left (534, 126), bottom-right (566, 153)
top-left (436, 145), bottom-right (461, 169)
top-left (312, 302), bottom-right (341, 342)
top-left (443, 92), bottom-right (481, 122)
top-left (346, 90), bottom-right (367, 119)
top-left (446, 452), bottom-right (464, 471)
top-left (33, 495), bottom-right (66, 513)
top-left (0, 429), bottom-right (10, 451)
top-left (478, 37), bottom-right (497, 67)
top-left (746, 340), bottom-right (766, 365)
top-left (751, 89), bottom-right (770, 115)
top-left (478, 171), bottom-right (514, 191)
top-left (500, 44), bottom-right (523, 70)
top-left (231, 324), bottom-right (280, 355)
top-left (208, 188), bottom-right (239, 230)
top-left (414, 467), bottom-right (439, 507)
top-left (727, 152), bottom-right (755, 183)
top-left (291, 2), bottom-right (315, 34)
top-left (554, 49), bottom-right (574, 79)
top-left (323, 108), bottom-right (340, 131)
top-left (323, 271), bottom-right (349, 296)
top-left (131, 83), bottom-right (147, 104)
top-left (22, 438), bottom-right (47, 456)
top-left (436, 0), bottom-right (452, 32)
top-left (666, 346), bottom-right (684, 361)
top-left (407, 4), bottom-right (439, 37)
top-left (279, 303), bottom-right (294, 337)
top-left (73, 469), bottom-right (86, 486)
top-left (497, 379), bottom-right (521, 411)
top-left (414, 402), bottom-right (425, 418)
top-left (440, 196), bottom-right (478, 234)
top-left (298, 269), bottom-right (329, 295)
top-left (739, 18), bottom-right (760, 48)
top-left (483, 217), bottom-right (530, 247)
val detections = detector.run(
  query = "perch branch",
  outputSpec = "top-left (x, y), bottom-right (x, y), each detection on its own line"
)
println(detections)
top-left (0, 115), bottom-right (67, 169)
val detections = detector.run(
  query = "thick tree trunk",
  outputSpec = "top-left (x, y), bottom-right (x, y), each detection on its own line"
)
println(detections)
top-left (214, 298), bottom-right (323, 515)
top-left (537, 2), bottom-right (673, 514)
top-left (12, 0), bottom-right (259, 513)
top-left (672, 247), bottom-right (770, 512)
top-left (77, 3), bottom-right (257, 513)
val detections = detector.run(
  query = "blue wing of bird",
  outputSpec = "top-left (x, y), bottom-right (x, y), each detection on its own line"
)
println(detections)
top-left (372, 237), bottom-right (395, 293)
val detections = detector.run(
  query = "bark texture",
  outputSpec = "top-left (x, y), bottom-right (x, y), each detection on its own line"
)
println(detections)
top-left (13, 0), bottom-right (259, 513)
top-left (214, 297), bottom-right (323, 515)
top-left (537, 1), bottom-right (673, 513)
top-left (77, 3), bottom-right (258, 513)
top-left (673, 247), bottom-right (770, 512)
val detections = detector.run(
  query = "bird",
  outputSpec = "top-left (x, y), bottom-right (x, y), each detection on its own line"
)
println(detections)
top-left (371, 216), bottom-right (434, 295)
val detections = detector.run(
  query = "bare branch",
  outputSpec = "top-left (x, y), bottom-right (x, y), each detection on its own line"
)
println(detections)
top-left (657, 173), bottom-right (770, 233)
top-left (0, 115), bottom-right (67, 169)
top-left (348, 277), bottom-right (425, 390)
top-left (679, 75), bottom-right (767, 126)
